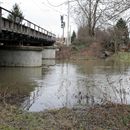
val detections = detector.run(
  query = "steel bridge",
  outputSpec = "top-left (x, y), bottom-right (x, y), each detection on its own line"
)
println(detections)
top-left (0, 7), bottom-right (56, 47)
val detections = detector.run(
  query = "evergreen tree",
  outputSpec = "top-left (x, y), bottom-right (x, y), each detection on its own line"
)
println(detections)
top-left (71, 31), bottom-right (76, 43)
top-left (8, 3), bottom-right (24, 23)
top-left (116, 18), bottom-right (127, 29)
top-left (115, 18), bottom-right (129, 46)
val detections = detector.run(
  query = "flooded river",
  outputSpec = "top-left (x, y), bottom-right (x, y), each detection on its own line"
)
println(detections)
top-left (0, 59), bottom-right (130, 112)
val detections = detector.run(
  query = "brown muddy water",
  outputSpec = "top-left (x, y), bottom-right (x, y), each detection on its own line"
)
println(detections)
top-left (0, 59), bottom-right (130, 112)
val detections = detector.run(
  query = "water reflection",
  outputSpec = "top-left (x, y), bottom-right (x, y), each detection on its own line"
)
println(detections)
top-left (0, 67), bottom-right (42, 105)
top-left (1, 60), bottom-right (130, 112)
top-left (23, 60), bottom-right (130, 112)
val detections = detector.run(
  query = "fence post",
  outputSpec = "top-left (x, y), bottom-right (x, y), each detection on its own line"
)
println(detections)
top-left (27, 21), bottom-right (31, 35)
top-left (34, 24), bottom-right (36, 37)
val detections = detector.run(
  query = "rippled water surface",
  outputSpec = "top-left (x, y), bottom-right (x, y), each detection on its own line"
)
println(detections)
top-left (0, 59), bottom-right (130, 112)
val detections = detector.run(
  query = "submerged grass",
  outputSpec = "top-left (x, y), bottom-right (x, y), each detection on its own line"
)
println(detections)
top-left (1, 103), bottom-right (130, 130)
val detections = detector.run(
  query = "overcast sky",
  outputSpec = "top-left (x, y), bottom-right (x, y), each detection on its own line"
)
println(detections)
top-left (1, 0), bottom-right (77, 37)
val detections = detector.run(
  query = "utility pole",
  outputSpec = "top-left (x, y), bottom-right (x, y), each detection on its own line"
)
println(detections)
top-left (70, 25), bottom-right (71, 43)
top-left (61, 15), bottom-right (65, 44)
top-left (67, 0), bottom-right (70, 46)
top-left (62, 23), bottom-right (65, 42)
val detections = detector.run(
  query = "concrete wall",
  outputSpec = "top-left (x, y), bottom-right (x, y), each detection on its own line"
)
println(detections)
top-left (0, 47), bottom-right (42, 67)
top-left (42, 47), bottom-right (56, 59)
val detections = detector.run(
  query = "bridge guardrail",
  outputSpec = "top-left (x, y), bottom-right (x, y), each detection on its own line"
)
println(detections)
top-left (0, 7), bottom-right (56, 41)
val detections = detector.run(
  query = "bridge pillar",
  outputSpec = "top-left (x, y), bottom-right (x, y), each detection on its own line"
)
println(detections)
top-left (42, 46), bottom-right (56, 59)
top-left (0, 46), bottom-right (42, 67)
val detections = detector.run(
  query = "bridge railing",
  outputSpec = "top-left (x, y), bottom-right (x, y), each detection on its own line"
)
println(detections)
top-left (0, 7), bottom-right (56, 41)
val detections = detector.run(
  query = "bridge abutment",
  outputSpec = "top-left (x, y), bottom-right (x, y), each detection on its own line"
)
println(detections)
top-left (0, 46), bottom-right (43, 67)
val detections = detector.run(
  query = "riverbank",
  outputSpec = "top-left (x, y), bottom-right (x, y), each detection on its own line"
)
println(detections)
top-left (108, 52), bottom-right (130, 63)
top-left (1, 103), bottom-right (130, 130)
top-left (56, 42), bottom-right (102, 60)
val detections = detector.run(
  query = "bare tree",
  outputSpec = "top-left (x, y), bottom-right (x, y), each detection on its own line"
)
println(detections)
top-left (73, 0), bottom-right (108, 36)
top-left (73, 0), bottom-right (130, 37)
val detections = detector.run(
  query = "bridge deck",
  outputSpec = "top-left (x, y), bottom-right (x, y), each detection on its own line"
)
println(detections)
top-left (0, 7), bottom-right (56, 46)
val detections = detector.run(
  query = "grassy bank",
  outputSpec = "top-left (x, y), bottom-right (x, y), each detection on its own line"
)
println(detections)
top-left (1, 103), bottom-right (130, 130)
top-left (109, 52), bottom-right (130, 63)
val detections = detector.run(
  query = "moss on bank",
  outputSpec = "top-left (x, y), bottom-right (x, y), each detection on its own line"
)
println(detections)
top-left (1, 103), bottom-right (130, 130)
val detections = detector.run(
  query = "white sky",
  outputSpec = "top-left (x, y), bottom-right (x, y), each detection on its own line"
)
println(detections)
top-left (1, 0), bottom-right (77, 37)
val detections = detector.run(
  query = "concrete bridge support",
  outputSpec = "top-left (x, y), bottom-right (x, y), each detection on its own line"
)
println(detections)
top-left (42, 46), bottom-right (56, 59)
top-left (0, 46), bottom-right (42, 67)
top-left (42, 46), bottom-right (56, 66)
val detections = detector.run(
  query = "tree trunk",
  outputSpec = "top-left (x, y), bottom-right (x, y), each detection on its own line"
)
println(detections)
top-left (88, 0), bottom-right (92, 36)
top-left (91, 0), bottom-right (100, 37)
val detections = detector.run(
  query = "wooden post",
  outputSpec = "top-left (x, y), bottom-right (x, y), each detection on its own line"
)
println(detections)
top-left (0, 7), bottom-right (2, 33)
